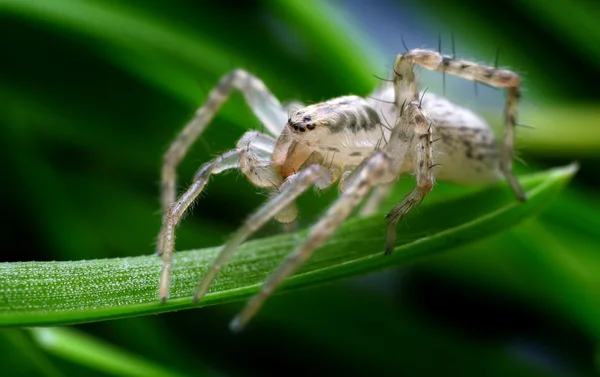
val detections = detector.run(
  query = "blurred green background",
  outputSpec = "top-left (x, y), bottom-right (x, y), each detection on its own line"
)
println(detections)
top-left (1, 0), bottom-right (599, 376)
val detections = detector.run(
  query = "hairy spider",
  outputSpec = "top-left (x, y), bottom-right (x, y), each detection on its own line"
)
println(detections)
top-left (156, 49), bottom-right (525, 331)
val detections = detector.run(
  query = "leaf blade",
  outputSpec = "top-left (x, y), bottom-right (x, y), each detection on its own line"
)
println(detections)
top-left (0, 164), bottom-right (577, 327)
top-left (29, 327), bottom-right (192, 377)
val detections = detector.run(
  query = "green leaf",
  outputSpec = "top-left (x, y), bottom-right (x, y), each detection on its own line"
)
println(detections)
top-left (0, 164), bottom-right (576, 327)
top-left (0, 330), bottom-right (64, 377)
top-left (267, 0), bottom-right (385, 94)
top-left (517, 0), bottom-right (600, 67)
top-left (0, 0), bottom-right (382, 107)
top-left (28, 327), bottom-right (191, 377)
top-left (493, 105), bottom-right (600, 157)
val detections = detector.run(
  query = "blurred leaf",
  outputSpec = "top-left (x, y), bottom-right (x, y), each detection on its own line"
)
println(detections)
top-left (29, 327), bottom-right (192, 377)
top-left (517, 0), bottom-right (600, 67)
top-left (0, 0), bottom-right (383, 105)
top-left (0, 165), bottom-right (576, 327)
top-left (0, 330), bottom-right (64, 377)
top-left (267, 0), bottom-right (385, 94)
top-left (488, 105), bottom-right (600, 157)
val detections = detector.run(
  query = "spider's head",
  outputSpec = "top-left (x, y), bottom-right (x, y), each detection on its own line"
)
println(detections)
top-left (272, 106), bottom-right (330, 179)
top-left (285, 105), bottom-right (334, 147)
top-left (287, 111), bottom-right (318, 134)
top-left (287, 96), bottom-right (380, 139)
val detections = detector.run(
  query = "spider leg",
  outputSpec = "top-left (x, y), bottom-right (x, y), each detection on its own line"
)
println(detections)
top-left (158, 131), bottom-right (278, 300)
top-left (384, 101), bottom-right (435, 255)
top-left (359, 56), bottom-right (422, 218)
top-left (162, 69), bottom-right (288, 212)
top-left (237, 131), bottom-right (283, 189)
top-left (501, 87), bottom-right (524, 200)
top-left (400, 49), bottom-right (526, 201)
top-left (392, 54), bottom-right (419, 106)
top-left (230, 152), bottom-right (390, 331)
top-left (194, 163), bottom-right (333, 303)
top-left (359, 184), bottom-right (393, 217)
top-left (158, 149), bottom-right (239, 300)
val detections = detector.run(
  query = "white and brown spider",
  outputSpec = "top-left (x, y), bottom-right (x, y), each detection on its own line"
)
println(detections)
top-left (156, 49), bottom-right (525, 331)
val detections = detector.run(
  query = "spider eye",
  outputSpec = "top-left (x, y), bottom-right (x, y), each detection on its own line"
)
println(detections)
top-left (306, 123), bottom-right (315, 130)
top-left (303, 115), bottom-right (312, 122)
top-left (287, 117), bottom-right (291, 124)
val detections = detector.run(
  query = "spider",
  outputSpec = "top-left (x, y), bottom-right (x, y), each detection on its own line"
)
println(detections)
top-left (156, 48), bottom-right (525, 331)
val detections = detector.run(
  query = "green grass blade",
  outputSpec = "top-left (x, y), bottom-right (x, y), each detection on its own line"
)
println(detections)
top-left (0, 0), bottom-right (235, 75)
top-left (267, 0), bottom-right (385, 94)
top-left (517, 0), bottom-right (600, 67)
top-left (0, 0), bottom-right (382, 106)
top-left (492, 105), bottom-right (600, 157)
top-left (0, 165), bottom-right (576, 327)
top-left (29, 327), bottom-right (191, 377)
top-left (1, 330), bottom-right (64, 377)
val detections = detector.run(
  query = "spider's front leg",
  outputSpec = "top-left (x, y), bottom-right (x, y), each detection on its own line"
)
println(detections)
top-left (193, 162), bottom-right (333, 303)
top-left (161, 69), bottom-right (287, 212)
top-left (158, 131), bottom-right (280, 300)
top-left (230, 152), bottom-right (391, 331)
top-left (158, 149), bottom-right (239, 300)
top-left (359, 52), bottom-right (420, 217)
top-left (384, 101), bottom-right (435, 255)
top-left (401, 48), bottom-right (526, 201)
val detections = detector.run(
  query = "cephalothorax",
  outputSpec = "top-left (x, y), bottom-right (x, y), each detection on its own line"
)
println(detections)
top-left (157, 49), bottom-right (525, 331)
